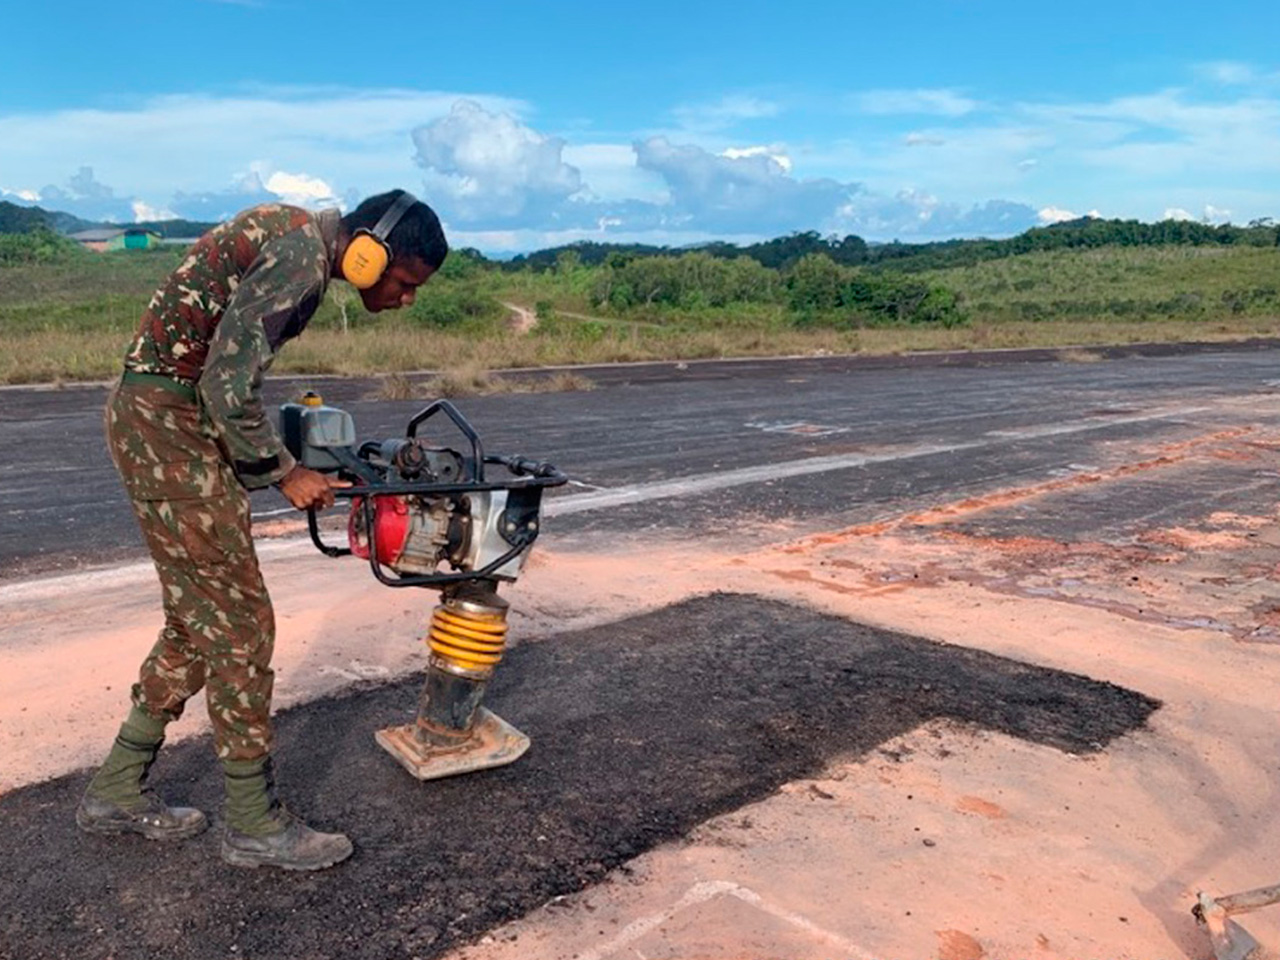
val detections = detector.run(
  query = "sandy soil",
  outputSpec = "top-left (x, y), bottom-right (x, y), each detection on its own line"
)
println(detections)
top-left (502, 301), bottom-right (538, 334)
top-left (443, 517), bottom-right (1280, 960)
top-left (7, 426), bottom-right (1280, 958)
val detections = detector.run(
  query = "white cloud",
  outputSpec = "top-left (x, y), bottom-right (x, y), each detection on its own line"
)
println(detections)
top-left (410, 100), bottom-right (582, 225)
top-left (7, 72), bottom-right (1280, 248)
top-left (626, 138), bottom-right (1037, 239)
top-left (1163, 207), bottom-right (1195, 221)
top-left (0, 86), bottom-right (522, 221)
top-left (219, 163), bottom-right (340, 209)
top-left (1021, 91), bottom-right (1280, 182)
top-left (632, 136), bottom-right (854, 234)
top-left (833, 190), bottom-right (1035, 238)
top-left (804, 81), bottom-right (1280, 225)
top-left (262, 170), bottom-right (339, 207)
top-left (1038, 206), bottom-right (1077, 224)
top-left (721, 145), bottom-right (793, 172)
top-left (562, 143), bottom-right (665, 202)
top-left (0, 86), bottom-right (1045, 242)
top-left (27, 166), bottom-right (130, 221)
top-left (59, 166), bottom-right (113, 200)
top-left (852, 89), bottom-right (977, 117)
top-left (1203, 203), bottom-right (1232, 222)
top-left (131, 199), bottom-right (176, 221)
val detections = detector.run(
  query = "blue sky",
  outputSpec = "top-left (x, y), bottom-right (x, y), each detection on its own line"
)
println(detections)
top-left (2, 0), bottom-right (1279, 251)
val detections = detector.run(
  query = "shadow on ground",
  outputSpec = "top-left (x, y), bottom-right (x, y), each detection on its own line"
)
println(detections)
top-left (0, 593), bottom-right (1159, 960)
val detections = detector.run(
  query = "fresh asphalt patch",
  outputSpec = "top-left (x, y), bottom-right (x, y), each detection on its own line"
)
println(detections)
top-left (0, 593), bottom-right (1158, 960)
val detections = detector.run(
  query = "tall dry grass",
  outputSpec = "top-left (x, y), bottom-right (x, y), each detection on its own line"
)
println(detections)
top-left (7, 316), bottom-right (1280, 386)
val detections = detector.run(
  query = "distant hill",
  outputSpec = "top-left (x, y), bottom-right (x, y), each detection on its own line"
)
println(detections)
top-left (0, 201), bottom-right (93, 235)
top-left (0, 201), bottom-right (217, 240)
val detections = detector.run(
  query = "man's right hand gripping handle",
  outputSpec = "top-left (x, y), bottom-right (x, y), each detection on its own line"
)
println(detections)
top-left (276, 466), bottom-right (350, 511)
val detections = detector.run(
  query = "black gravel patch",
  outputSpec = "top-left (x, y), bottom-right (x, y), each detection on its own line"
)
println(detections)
top-left (0, 593), bottom-right (1158, 960)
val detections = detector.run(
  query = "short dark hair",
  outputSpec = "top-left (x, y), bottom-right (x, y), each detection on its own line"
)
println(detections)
top-left (342, 189), bottom-right (448, 270)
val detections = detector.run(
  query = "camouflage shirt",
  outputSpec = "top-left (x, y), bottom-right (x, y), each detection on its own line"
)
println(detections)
top-left (124, 204), bottom-right (341, 488)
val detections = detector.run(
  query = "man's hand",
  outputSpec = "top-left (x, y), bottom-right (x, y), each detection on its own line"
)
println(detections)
top-left (277, 465), bottom-right (351, 510)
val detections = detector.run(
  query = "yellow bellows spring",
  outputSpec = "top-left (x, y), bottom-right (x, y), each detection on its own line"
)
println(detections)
top-left (427, 604), bottom-right (509, 672)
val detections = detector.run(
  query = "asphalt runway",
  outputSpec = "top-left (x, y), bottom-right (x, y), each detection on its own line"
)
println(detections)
top-left (0, 593), bottom-right (1157, 960)
top-left (5, 344), bottom-right (1280, 958)
top-left (4, 340), bottom-right (1280, 579)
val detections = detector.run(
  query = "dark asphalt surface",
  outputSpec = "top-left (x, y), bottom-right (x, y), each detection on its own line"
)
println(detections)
top-left (4, 340), bottom-right (1280, 579)
top-left (0, 593), bottom-right (1158, 960)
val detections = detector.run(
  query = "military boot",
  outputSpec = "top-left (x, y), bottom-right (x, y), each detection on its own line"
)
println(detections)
top-left (220, 756), bottom-right (353, 871)
top-left (77, 706), bottom-right (208, 841)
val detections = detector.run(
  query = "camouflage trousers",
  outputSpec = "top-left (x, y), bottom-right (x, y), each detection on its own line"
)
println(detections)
top-left (106, 380), bottom-right (274, 762)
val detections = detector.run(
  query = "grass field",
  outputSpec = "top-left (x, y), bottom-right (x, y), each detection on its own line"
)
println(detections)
top-left (1, 244), bottom-right (1278, 385)
top-left (924, 245), bottom-right (1280, 322)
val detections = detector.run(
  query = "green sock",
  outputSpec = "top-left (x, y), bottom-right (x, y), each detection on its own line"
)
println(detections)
top-left (121, 705), bottom-right (168, 745)
top-left (222, 756), bottom-right (286, 836)
top-left (86, 706), bottom-right (169, 809)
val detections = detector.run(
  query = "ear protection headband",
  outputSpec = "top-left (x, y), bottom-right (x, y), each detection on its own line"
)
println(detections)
top-left (341, 191), bottom-right (419, 289)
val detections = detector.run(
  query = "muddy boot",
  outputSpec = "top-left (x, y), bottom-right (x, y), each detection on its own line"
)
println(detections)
top-left (77, 706), bottom-right (208, 841)
top-left (220, 756), bottom-right (353, 871)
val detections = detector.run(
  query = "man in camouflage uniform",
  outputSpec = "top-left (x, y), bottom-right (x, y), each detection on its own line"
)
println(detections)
top-left (78, 190), bottom-right (448, 870)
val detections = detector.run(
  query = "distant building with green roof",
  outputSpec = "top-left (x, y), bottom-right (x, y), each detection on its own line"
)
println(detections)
top-left (68, 227), bottom-right (162, 252)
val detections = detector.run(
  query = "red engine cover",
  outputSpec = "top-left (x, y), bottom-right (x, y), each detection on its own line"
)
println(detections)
top-left (348, 495), bottom-right (412, 566)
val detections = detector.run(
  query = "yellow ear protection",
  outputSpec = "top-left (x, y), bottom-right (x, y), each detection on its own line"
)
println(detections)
top-left (341, 191), bottom-right (419, 289)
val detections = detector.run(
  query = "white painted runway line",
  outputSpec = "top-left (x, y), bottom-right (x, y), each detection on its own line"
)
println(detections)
top-left (572, 880), bottom-right (878, 960)
top-left (249, 506), bottom-right (296, 520)
top-left (0, 401), bottom-right (1227, 606)
top-left (544, 403), bottom-right (1212, 518)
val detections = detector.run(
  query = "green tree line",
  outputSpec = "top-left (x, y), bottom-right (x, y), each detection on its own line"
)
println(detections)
top-left (506, 217), bottom-right (1280, 274)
